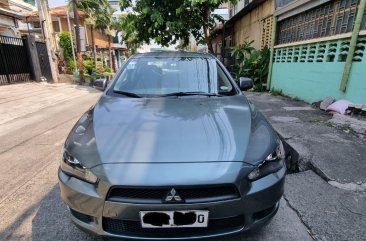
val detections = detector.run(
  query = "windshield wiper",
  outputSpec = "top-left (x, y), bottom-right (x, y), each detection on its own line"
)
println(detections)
top-left (113, 90), bottom-right (142, 98)
top-left (159, 91), bottom-right (222, 97)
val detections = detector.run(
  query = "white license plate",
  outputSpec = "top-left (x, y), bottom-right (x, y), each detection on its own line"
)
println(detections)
top-left (140, 210), bottom-right (209, 228)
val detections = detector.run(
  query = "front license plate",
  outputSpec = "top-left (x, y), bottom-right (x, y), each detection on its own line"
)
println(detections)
top-left (140, 210), bottom-right (209, 228)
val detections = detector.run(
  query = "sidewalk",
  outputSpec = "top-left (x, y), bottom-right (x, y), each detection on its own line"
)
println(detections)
top-left (246, 92), bottom-right (366, 185)
top-left (246, 92), bottom-right (366, 241)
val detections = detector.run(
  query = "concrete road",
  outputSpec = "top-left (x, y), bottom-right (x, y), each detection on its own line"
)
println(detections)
top-left (0, 83), bottom-right (312, 241)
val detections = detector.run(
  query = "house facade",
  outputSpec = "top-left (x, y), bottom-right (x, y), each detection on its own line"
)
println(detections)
top-left (269, 0), bottom-right (366, 105)
top-left (212, 0), bottom-right (275, 70)
top-left (213, 0), bottom-right (366, 105)
top-left (26, 5), bottom-right (120, 72)
top-left (42, 6), bottom-right (110, 50)
top-left (0, 0), bottom-right (36, 37)
top-left (228, 0), bottom-right (275, 50)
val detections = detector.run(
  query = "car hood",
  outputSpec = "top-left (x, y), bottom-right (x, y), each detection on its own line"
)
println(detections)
top-left (65, 95), bottom-right (278, 168)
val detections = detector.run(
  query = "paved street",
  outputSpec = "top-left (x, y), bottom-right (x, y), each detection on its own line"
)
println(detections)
top-left (0, 83), bottom-right (313, 241)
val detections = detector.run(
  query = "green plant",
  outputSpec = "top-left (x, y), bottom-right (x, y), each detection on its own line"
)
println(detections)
top-left (231, 40), bottom-right (255, 66)
top-left (271, 88), bottom-right (283, 96)
top-left (231, 41), bottom-right (270, 92)
top-left (67, 60), bottom-right (76, 71)
top-left (83, 60), bottom-right (95, 75)
top-left (271, 88), bottom-right (302, 101)
top-left (59, 32), bottom-right (75, 62)
top-left (104, 66), bottom-right (112, 73)
top-left (309, 118), bottom-right (323, 124)
top-left (95, 61), bottom-right (105, 75)
top-left (103, 72), bottom-right (114, 77)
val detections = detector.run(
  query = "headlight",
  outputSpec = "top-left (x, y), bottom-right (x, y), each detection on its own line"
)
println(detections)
top-left (248, 140), bottom-right (285, 181)
top-left (61, 148), bottom-right (98, 184)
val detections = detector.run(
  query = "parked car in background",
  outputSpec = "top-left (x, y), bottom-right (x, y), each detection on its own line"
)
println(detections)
top-left (59, 51), bottom-right (286, 240)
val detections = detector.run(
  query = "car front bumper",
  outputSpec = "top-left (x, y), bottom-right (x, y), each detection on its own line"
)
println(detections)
top-left (58, 164), bottom-right (285, 240)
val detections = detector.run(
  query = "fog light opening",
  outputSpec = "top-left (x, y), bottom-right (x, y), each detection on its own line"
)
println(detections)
top-left (70, 208), bottom-right (94, 224)
top-left (252, 204), bottom-right (277, 221)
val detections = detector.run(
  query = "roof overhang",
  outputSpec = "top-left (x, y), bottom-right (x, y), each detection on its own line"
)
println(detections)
top-left (274, 0), bottom-right (332, 21)
top-left (225, 0), bottom-right (267, 27)
top-left (24, 5), bottom-right (86, 21)
top-left (0, 7), bottom-right (26, 19)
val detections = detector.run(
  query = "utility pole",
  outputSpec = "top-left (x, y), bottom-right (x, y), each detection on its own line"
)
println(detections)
top-left (36, 0), bottom-right (58, 82)
top-left (108, 35), bottom-right (113, 70)
top-left (72, 0), bottom-right (84, 83)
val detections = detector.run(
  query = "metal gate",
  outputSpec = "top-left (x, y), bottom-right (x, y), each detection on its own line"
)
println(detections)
top-left (35, 41), bottom-right (52, 81)
top-left (0, 36), bottom-right (30, 84)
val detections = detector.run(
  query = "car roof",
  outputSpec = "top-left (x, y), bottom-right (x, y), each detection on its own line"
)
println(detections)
top-left (132, 51), bottom-right (215, 59)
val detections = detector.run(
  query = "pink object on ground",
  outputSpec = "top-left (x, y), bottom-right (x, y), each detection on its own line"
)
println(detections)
top-left (326, 99), bottom-right (353, 115)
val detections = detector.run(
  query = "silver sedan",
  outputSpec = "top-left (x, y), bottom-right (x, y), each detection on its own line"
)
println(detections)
top-left (59, 51), bottom-right (286, 240)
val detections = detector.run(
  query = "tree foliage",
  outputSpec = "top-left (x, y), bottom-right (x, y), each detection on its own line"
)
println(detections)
top-left (118, 0), bottom-right (236, 52)
top-left (76, 0), bottom-right (114, 33)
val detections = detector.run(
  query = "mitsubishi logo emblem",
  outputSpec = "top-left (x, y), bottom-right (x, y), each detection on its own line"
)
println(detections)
top-left (164, 188), bottom-right (183, 202)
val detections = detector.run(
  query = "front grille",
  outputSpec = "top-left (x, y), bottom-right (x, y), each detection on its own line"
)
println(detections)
top-left (70, 209), bottom-right (93, 223)
top-left (106, 185), bottom-right (240, 204)
top-left (103, 215), bottom-right (244, 238)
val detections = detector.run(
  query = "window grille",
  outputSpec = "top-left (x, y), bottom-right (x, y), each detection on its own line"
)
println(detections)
top-left (277, 0), bottom-right (361, 45)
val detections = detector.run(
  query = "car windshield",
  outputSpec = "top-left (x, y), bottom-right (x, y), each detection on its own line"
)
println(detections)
top-left (112, 56), bottom-right (236, 97)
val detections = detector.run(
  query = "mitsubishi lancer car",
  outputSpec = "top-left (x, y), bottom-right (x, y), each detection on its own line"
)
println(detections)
top-left (59, 51), bottom-right (286, 240)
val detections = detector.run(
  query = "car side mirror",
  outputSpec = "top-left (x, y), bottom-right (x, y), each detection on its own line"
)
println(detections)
top-left (94, 77), bottom-right (108, 91)
top-left (239, 77), bottom-right (253, 91)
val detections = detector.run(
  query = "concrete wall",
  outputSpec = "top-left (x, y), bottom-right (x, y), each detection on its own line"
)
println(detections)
top-left (233, 0), bottom-right (274, 49)
top-left (271, 37), bottom-right (366, 105)
top-left (272, 63), bottom-right (366, 105)
top-left (0, 14), bottom-right (16, 36)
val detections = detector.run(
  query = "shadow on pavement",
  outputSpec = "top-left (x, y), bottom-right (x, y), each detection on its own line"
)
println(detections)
top-left (32, 185), bottom-right (100, 241)
top-left (0, 203), bottom-right (39, 240)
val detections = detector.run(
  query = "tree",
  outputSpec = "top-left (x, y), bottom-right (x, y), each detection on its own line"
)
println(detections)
top-left (76, 0), bottom-right (114, 69)
top-left (119, 0), bottom-right (237, 53)
top-left (112, 15), bottom-right (139, 56)
top-left (94, 5), bottom-right (115, 70)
